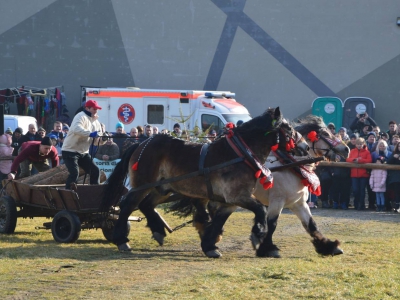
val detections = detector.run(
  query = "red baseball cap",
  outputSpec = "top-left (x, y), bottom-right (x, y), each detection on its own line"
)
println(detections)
top-left (85, 100), bottom-right (102, 110)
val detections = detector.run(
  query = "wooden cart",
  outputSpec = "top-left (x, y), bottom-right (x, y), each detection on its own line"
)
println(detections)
top-left (0, 180), bottom-right (141, 243)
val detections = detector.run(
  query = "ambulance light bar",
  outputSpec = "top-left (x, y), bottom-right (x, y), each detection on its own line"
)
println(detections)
top-left (204, 92), bottom-right (235, 98)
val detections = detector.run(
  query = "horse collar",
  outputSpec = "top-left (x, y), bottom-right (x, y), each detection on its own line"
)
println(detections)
top-left (226, 131), bottom-right (273, 189)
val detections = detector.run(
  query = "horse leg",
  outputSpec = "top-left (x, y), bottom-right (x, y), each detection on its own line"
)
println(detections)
top-left (290, 199), bottom-right (343, 256)
top-left (256, 200), bottom-right (284, 258)
top-left (113, 189), bottom-right (150, 251)
top-left (138, 192), bottom-right (168, 246)
top-left (201, 204), bottom-right (237, 258)
top-left (192, 199), bottom-right (212, 240)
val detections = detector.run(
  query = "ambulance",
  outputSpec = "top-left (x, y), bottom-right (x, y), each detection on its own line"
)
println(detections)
top-left (82, 87), bottom-right (252, 133)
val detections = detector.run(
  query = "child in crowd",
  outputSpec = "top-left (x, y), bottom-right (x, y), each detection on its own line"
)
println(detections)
top-left (0, 134), bottom-right (14, 188)
top-left (369, 157), bottom-right (387, 212)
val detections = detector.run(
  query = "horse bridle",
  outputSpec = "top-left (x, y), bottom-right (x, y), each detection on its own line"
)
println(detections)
top-left (308, 128), bottom-right (345, 159)
top-left (278, 122), bottom-right (304, 153)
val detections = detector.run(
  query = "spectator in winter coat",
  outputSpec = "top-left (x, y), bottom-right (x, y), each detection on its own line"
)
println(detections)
top-left (386, 142), bottom-right (400, 212)
top-left (365, 132), bottom-right (377, 153)
top-left (95, 137), bottom-right (120, 161)
top-left (35, 127), bottom-right (46, 141)
top-left (350, 112), bottom-right (377, 136)
top-left (346, 137), bottom-right (372, 210)
top-left (369, 158), bottom-right (387, 212)
top-left (347, 133), bottom-right (359, 150)
top-left (386, 121), bottom-right (397, 144)
top-left (388, 135), bottom-right (399, 152)
top-left (0, 134), bottom-right (14, 188)
top-left (371, 140), bottom-right (391, 163)
top-left (315, 165), bottom-right (333, 208)
top-left (331, 155), bottom-right (351, 209)
top-left (20, 124), bottom-right (37, 146)
top-left (338, 127), bottom-right (350, 142)
top-left (11, 128), bottom-right (24, 156)
top-left (113, 122), bottom-right (129, 158)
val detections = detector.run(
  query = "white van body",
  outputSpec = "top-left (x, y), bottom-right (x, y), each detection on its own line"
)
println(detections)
top-left (4, 115), bottom-right (37, 134)
top-left (83, 87), bottom-right (252, 133)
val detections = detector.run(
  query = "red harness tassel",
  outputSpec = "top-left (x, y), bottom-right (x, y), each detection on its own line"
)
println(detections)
top-left (132, 161), bottom-right (138, 171)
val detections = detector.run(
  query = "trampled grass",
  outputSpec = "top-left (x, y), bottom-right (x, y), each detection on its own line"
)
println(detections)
top-left (0, 209), bottom-right (399, 299)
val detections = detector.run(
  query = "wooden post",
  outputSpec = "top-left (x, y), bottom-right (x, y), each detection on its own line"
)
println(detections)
top-left (318, 161), bottom-right (400, 170)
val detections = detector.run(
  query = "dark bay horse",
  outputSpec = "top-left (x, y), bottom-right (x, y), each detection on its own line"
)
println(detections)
top-left (161, 115), bottom-right (349, 258)
top-left (102, 108), bottom-right (307, 254)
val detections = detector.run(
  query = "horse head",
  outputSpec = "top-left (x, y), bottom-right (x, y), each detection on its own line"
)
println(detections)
top-left (294, 115), bottom-right (350, 161)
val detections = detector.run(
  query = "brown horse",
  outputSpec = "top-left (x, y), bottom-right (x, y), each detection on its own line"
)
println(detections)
top-left (164, 116), bottom-right (349, 258)
top-left (102, 108), bottom-right (308, 255)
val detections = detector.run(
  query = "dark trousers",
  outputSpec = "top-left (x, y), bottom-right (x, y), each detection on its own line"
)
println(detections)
top-left (331, 177), bottom-right (351, 206)
top-left (389, 182), bottom-right (400, 209)
top-left (366, 184), bottom-right (376, 209)
top-left (352, 177), bottom-right (368, 210)
top-left (62, 151), bottom-right (100, 189)
top-left (320, 179), bottom-right (332, 202)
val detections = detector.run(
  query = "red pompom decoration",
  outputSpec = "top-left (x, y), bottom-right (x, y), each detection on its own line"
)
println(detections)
top-left (286, 139), bottom-right (295, 151)
top-left (132, 161), bottom-right (138, 171)
top-left (263, 181), bottom-right (273, 190)
top-left (271, 144), bottom-right (279, 152)
top-left (226, 122), bottom-right (235, 129)
top-left (255, 170), bottom-right (262, 178)
top-left (307, 131), bottom-right (318, 142)
top-left (227, 130), bottom-right (234, 138)
top-left (259, 176), bottom-right (267, 184)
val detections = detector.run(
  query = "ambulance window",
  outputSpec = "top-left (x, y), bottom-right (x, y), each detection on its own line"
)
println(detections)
top-left (201, 114), bottom-right (224, 132)
top-left (180, 98), bottom-right (189, 104)
top-left (147, 105), bottom-right (164, 124)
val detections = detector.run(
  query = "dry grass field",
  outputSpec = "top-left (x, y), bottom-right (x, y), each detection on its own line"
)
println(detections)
top-left (1, 208), bottom-right (399, 299)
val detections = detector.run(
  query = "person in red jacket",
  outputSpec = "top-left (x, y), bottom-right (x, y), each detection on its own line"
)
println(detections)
top-left (346, 137), bottom-right (372, 210)
top-left (7, 137), bottom-right (59, 179)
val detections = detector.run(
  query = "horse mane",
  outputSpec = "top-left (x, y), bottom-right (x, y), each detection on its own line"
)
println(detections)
top-left (293, 115), bottom-right (327, 135)
top-left (234, 108), bottom-right (279, 138)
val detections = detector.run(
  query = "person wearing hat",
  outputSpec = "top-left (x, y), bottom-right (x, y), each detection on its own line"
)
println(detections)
top-left (172, 123), bottom-right (182, 137)
top-left (347, 133), bottom-right (359, 150)
top-left (34, 127), bottom-right (46, 141)
top-left (338, 127), bottom-right (350, 142)
top-left (327, 123), bottom-right (336, 134)
top-left (113, 121), bottom-right (129, 157)
top-left (366, 132), bottom-right (377, 153)
top-left (236, 120), bottom-right (244, 127)
top-left (7, 137), bottom-right (59, 179)
top-left (62, 99), bottom-right (105, 189)
top-left (5, 127), bottom-right (13, 135)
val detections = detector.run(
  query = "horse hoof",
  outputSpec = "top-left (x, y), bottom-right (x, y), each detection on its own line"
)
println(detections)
top-left (250, 233), bottom-right (260, 250)
top-left (267, 250), bottom-right (281, 258)
top-left (118, 243), bottom-right (132, 252)
top-left (152, 232), bottom-right (165, 246)
top-left (256, 247), bottom-right (281, 258)
top-left (332, 247), bottom-right (344, 256)
top-left (205, 250), bottom-right (222, 258)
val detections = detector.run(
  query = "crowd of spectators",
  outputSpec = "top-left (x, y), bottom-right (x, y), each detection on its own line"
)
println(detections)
top-left (315, 113), bottom-right (400, 213)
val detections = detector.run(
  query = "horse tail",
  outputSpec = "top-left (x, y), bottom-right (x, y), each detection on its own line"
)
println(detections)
top-left (165, 197), bottom-right (197, 218)
top-left (101, 143), bottom-right (140, 212)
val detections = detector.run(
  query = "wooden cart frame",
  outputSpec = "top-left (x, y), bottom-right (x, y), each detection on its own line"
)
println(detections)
top-left (0, 180), bottom-right (140, 243)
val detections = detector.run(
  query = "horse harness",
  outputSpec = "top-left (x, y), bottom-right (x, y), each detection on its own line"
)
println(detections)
top-left (199, 132), bottom-right (273, 200)
top-left (308, 129), bottom-right (343, 158)
top-left (128, 131), bottom-right (275, 196)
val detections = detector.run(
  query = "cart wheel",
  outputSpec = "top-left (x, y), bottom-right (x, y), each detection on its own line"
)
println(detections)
top-left (0, 196), bottom-right (17, 234)
top-left (51, 210), bottom-right (81, 243)
top-left (102, 219), bottom-right (131, 242)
